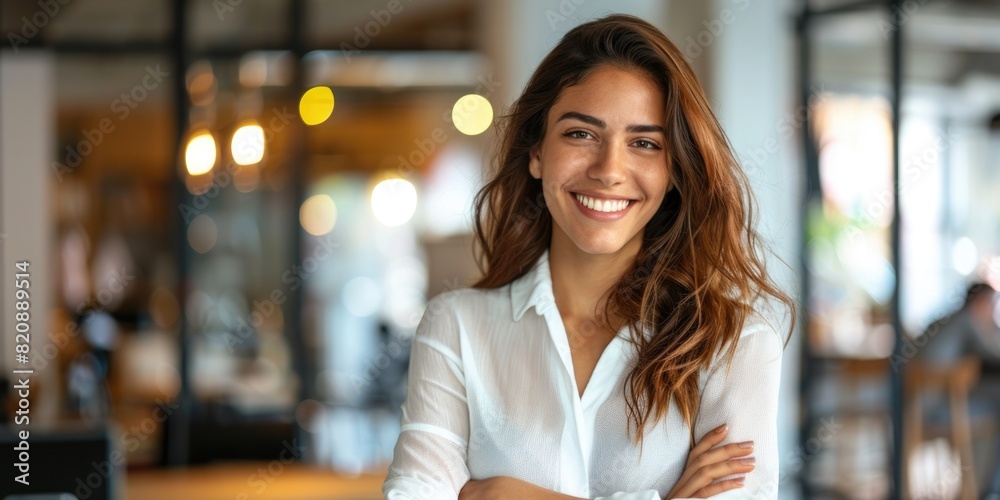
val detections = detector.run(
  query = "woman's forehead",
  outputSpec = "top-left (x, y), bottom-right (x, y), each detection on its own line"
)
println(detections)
top-left (548, 69), bottom-right (666, 126)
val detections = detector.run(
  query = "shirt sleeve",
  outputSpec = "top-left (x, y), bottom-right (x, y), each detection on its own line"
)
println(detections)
top-left (383, 292), bottom-right (472, 500)
top-left (691, 316), bottom-right (784, 499)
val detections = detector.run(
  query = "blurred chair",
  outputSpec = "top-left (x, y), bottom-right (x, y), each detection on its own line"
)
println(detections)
top-left (904, 357), bottom-right (996, 499)
top-left (835, 357), bottom-right (893, 498)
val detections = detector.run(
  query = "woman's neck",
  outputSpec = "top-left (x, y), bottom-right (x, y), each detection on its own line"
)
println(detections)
top-left (548, 229), bottom-right (641, 323)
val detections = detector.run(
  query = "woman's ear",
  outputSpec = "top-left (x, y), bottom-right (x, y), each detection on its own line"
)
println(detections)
top-left (528, 146), bottom-right (542, 180)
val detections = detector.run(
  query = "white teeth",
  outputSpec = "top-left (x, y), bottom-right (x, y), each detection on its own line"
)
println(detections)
top-left (574, 194), bottom-right (630, 213)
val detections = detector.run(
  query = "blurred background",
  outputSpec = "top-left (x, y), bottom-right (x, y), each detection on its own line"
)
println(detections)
top-left (1, 0), bottom-right (999, 499)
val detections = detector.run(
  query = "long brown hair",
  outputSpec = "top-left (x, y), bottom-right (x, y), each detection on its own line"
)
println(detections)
top-left (471, 14), bottom-right (795, 446)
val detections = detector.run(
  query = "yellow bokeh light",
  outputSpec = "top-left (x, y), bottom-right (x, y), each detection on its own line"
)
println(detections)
top-left (452, 94), bottom-right (493, 136)
top-left (231, 122), bottom-right (265, 165)
top-left (371, 178), bottom-right (417, 227)
top-left (299, 86), bottom-right (335, 126)
top-left (300, 194), bottom-right (338, 236)
top-left (185, 131), bottom-right (217, 175)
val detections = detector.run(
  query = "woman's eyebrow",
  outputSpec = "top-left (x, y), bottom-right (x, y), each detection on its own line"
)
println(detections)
top-left (556, 111), bottom-right (664, 134)
top-left (626, 123), bottom-right (665, 134)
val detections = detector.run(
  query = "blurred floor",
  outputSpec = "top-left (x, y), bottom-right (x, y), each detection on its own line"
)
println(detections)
top-left (126, 463), bottom-right (386, 500)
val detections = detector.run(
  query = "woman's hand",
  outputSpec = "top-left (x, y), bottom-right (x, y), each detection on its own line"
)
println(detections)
top-left (665, 424), bottom-right (756, 499)
top-left (459, 476), bottom-right (583, 500)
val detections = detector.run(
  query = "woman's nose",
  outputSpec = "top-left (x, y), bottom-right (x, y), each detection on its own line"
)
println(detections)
top-left (588, 143), bottom-right (628, 186)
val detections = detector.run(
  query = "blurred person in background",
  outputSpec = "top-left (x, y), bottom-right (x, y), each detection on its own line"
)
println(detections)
top-left (917, 282), bottom-right (1000, 498)
top-left (383, 14), bottom-right (794, 500)
top-left (920, 283), bottom-right (1000, 365)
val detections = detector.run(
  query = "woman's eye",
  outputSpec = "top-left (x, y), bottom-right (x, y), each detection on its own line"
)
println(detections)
top-left (565, 130), bottom-right (592, 140)
top-left (633, 139), bottom-right (661, 150)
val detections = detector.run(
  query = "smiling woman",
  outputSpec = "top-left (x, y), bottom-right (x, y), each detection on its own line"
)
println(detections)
top-left (383, 13), bottom-right (794, 500)
top-left (529, 66), bottom-right (669, 254)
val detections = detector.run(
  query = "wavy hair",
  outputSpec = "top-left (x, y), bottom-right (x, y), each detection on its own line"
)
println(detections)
top-left (471, 14), bottom-right (795, 446)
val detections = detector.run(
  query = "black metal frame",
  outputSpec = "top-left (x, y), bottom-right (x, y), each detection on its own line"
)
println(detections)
top-left (165, 0), bottom-right (313, 466)
top-left (796, 0), bottom-right (906, 498)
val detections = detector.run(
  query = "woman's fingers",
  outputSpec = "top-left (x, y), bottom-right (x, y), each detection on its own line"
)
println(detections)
top-left (670, 425), bottom-right (756, 499)
top-left (675, 426), bottom-right (725, 487)
top-left (694, 477), bottom-right (747, 498)
top-left (683, 457), bottom-right (756, 494)
top-left (689, 441), bottom-right (755, 470)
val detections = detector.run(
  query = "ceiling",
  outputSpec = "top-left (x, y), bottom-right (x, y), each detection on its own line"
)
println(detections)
top-left (808, 0), bottom-right (1000, 118)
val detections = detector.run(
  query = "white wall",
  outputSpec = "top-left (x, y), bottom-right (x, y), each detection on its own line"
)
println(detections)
top-left (705, 0), bottom-right (802, 496)
top-left (477, 0), bottom-right (667, 107)
top-left (1, 51), bottom-right (58, 421)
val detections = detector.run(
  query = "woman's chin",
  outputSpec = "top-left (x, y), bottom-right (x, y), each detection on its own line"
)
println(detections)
top-left (568, 236), bottom-right (631, 256)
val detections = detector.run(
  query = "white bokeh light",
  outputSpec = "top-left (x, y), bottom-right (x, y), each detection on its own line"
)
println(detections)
top-left (300, 194), bottom-right (338, 236)
top-left (371, 178), bottom-right (417, 227)
top-left (231, 122), bottom-right (265, 165)
top-left (951, 237), bottom-right (978, 275)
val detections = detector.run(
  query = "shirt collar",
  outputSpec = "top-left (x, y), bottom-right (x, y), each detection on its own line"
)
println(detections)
top-left (508, 249), bottom-right (650, 341)
top-left (510, 248), bottom-right (555, 321)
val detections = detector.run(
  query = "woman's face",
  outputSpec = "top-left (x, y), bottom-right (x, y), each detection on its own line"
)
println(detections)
top-left (530, 65), bottom-right (670, 256)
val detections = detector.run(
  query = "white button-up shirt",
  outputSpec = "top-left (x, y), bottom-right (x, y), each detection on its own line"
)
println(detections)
top-left (383, 249), bottom-right (783, 499)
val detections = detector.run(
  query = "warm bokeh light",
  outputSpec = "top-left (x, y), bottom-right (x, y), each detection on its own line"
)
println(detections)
top-left (187, 214), bottom-right (218, 253)
top-left (239, 55), bottom-right (267, 88)
top-left (184, 131), bottom-right (217, 175)
top-left (299, 194), bottom-right (338, 235)
top-left (149, 286), bottom-right (180, 329)
top-left (155, 363), bottom-right (182, 398)
top-left (299, 86), bottom-right (335, 126)
top-left (452, 94), bottom-right (493, 135)
top-left (231, 122), bottom-right (265, 165)
top-left (371, 178), bottom-right (417, 227)
top-left (187, 60), bottom-right (217, 106)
